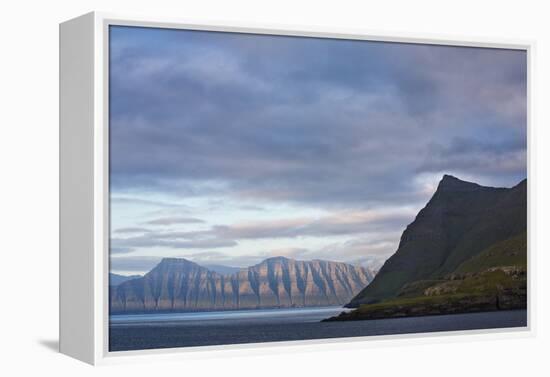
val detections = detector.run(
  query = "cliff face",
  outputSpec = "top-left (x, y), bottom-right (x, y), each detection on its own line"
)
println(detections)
top-left (347, 175), bottom-right (527, 307)
top-left (326, 231), bottom-right (527, 321)
top-left (110, 257), bottom-right (374, 313)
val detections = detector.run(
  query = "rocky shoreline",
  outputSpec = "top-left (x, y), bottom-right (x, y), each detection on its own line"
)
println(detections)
top-left (323, 291), bottom-right (526, 322)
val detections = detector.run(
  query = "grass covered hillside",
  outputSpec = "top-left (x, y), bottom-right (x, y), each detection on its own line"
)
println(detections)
top-left (325, 232), bottom-right (526, 321)
top-left (326, 176), bottom-right (527, 322)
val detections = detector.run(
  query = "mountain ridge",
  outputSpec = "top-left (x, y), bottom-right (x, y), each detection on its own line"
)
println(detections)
top-left (347, 175), bottom-right (526, 307)
top-left (110, 256), bottom-right (375, 313)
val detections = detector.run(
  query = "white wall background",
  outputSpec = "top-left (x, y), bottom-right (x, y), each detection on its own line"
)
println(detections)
top-left (0, 0), bottom-right (548, 375)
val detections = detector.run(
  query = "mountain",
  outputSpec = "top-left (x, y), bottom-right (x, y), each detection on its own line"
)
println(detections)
top-left (110, 257), bottom-right (374, 313)
top-left (325, 175), bottom-right (527, 321)
top-left (109, 273), bottom-right (141, 286)
top-left (347, 175), bottom-right (526, 307)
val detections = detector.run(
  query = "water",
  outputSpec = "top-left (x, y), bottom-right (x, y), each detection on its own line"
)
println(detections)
top-left (110, 306), bottom-right (347, 326)
top-left (109, 307), bottom-right (527, 351)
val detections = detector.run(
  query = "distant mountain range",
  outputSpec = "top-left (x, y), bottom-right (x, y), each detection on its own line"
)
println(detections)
top-left (327, 175), bottom-right (527, 321)
top-left (110, 257), bottom-right (376, 313)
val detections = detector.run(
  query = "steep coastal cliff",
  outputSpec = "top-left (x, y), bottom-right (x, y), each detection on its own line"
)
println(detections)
top-left (326, 176), bottom-right (527, 322)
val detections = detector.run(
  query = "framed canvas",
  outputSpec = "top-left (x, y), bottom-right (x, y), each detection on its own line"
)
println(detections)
top-left (59, 12), bottom-right (533, 365)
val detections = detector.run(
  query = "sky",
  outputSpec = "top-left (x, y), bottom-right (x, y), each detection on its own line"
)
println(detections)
top-left (108, 26), bottom-right (527, 275)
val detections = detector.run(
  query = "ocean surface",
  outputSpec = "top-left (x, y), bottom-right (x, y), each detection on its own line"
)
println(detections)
top-left (109, 307), bottom-right (527, 351)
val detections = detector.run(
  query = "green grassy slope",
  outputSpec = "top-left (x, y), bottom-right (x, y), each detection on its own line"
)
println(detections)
top-left (327, 232), bottom-right (527, 321)
top-left (454, 232), bottom-right (527, 274)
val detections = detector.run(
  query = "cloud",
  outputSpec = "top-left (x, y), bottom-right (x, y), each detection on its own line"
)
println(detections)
top-left (109, 234), bottom-right (396, 272)
top-left (177, 251), bottom-right (265, 268)
top-left (110, 209), bottom-right (414, 253)
top-left (316, 235), bottom-right (399, 260)
top-left (110, 246), bottom-right (135, 254)
top-left (111, 196), bottom-right (190, 209)
top-left (110, 256), bottom-right (161, 272)
top-left (204, 209), bottom-right (415, 240)
top-left (145, 216), bottom-right (205, 225)
top-left (110, 253), bottom-right (260, 273)
top-left (113, 227), bottom-right (151, 234)
top-left (417, 136), bottom-right (527, 178)
top-left (111, 235), bottom-right (237, 250)
top-left (107, 27), bottom-right (527, 270)
top-left (109, 27), bottom-right (527, 210)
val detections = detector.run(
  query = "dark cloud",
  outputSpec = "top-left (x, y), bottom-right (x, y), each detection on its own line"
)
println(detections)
top-left (109, 27), bottom-right (527, 210)
top-left (418, 136), bottom-right (526, 183)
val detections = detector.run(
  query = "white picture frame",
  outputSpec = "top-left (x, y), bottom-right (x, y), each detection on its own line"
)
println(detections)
top-left (59, 11), bottom-right (535, 365)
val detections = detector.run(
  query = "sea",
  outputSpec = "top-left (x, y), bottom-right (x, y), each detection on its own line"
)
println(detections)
top-left (109, 307), bottom-right (527, 351)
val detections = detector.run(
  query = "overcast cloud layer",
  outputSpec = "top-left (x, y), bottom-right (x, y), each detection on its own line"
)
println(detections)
top-left (109, 26), bottom-right (526, 274)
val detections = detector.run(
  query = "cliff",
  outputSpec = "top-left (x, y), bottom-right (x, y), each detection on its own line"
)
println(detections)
top-left (110, 257), bottom-right (375, 313)
top-left (347, 175), bottom-right (527, 307)
top-left (325, 232), bottom-right (527, 321)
